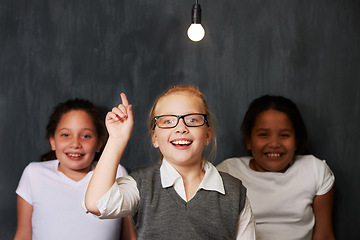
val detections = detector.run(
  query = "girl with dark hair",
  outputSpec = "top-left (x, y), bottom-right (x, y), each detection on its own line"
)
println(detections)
top-left (217, 95), bottom-right (335, 240)
top-left (15, 99), bottom-right (136, 240)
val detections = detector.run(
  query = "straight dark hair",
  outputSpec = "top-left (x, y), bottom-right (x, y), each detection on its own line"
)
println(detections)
top-left (241, 95), bottom-right (308, 155)
top-left (41, 98), bottom-right (107, 161)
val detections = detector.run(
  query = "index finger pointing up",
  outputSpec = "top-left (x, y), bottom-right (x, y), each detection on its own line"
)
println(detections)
top-left (120, 93), bottom-right (129, 107)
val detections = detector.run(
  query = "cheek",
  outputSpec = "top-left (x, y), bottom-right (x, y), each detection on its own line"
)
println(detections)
top-left (152, 131), bottom-right (167, 148)
top-left (285, 138), bottom-right (297, 150)
top-left (246, 138), bottom-right (260, 151)
top-left (157, 134), bottom-right (169, 145)
top-left (83, 140), bottom-right (100, 152)
top-left (248, 140), bottom-right (267, 156)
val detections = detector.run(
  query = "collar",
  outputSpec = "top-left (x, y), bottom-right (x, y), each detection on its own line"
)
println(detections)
top-left (160, 158), bottom-right (225, 195)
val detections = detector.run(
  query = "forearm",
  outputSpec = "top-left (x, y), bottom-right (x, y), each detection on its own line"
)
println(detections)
top-left (312, 188), bottom-right (335, 240)
top-left (120, 216), bottom-right (137, 240)
top-left (14, 196), bottom-right (33, 240)
top-left (85, 136), bottom-right (129, 215)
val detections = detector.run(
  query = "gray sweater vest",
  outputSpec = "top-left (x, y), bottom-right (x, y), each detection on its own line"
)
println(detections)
top-left (130, 164), bottom-right (247, 240)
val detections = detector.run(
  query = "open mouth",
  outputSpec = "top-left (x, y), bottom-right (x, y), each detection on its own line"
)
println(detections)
top-left (265, 152), bottom-right (282, 158)
top-left (66, 153), bottom-right (84, 158)
top-left (171, 140), bottom-right (192, 146)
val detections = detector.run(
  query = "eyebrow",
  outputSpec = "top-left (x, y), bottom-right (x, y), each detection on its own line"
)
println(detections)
top-left (57, 128), bottom-right (96, 132)
top-left (254, 128), bottom-right (294, 132)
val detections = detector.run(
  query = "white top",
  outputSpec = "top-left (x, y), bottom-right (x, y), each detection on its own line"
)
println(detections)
top-left (94, 159), bottom-right (256, 239)
top-left (217, 155), bottom-right (335, 240)
top-left (16, 160), bottom-right (128, 240)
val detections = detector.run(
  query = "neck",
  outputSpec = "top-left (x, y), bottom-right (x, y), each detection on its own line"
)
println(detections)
top-left (170, 159), bottom-right (203, 177)
top-left (169, 161), bottom-right (205, 201)
top-left (57, 163), bottom-right (91, 181)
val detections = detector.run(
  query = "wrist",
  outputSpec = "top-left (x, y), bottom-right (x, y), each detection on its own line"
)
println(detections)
top-left (107, 135), bottom-right (130, 147)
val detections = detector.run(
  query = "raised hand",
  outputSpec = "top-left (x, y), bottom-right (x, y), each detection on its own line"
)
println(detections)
top-left (105, 93), bottom-right (134, 141)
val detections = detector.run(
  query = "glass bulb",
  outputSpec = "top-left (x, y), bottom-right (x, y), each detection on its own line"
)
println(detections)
top-left (187, 23), bottom-right (205, 42)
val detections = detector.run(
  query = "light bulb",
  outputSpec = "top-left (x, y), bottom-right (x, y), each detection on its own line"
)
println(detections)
top-left (187, 24), bottom-right (205, 42)
top-left (187, 1), bottom-right (205, 42)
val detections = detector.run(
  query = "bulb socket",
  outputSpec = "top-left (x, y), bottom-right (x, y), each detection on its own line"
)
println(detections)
top-left (191, 4), bottom-right (201, 24)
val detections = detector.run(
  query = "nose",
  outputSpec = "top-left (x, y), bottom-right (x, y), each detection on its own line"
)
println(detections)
top-left (175, 118), bottom-right (189, 134)
top-left (268, 136), bottom-right (280, 148)
top-left (70, 137), bottom-right (81, 149)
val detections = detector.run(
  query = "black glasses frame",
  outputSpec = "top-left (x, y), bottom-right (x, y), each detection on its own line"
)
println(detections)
top-left (154, 113), bottom-right (208, 129)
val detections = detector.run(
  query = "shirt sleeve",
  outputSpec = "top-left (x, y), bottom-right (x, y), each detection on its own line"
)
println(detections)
top-left (15, 164), bottom-right (33, 205)
top-left (316, 160), bottom-right (335, 196)
top-left (236, 197), bottom-right (256, 239)
top-left (96, 175), bottom-right (140, 219)
top-left (116, 164), bottom-right (129, 178)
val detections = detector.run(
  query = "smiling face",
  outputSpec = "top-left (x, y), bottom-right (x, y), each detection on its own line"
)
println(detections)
top-left (246, 109), bottom-right (297, 173)
top-left (151, 93), bottom-right (212, 168)
top-left (49, 110), bottom-right (101, 179)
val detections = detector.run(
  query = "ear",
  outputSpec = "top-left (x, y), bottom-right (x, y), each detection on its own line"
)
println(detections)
top-left (245, 137), bottom-right (252, 150)
top-left (151, 130), bottom-right (159, 148)
top-left (96, 138), bottom-right (104, 152)
top-left (205, 127), bottom-right (212, 146)
top-left (49, 137), bottom-right (56, 151)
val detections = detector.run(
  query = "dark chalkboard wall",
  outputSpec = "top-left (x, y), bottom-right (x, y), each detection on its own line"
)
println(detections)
top-left (1, 0), bottom-right (359, 239)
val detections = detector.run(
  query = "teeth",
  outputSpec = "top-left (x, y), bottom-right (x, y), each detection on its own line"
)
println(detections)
top-left (267, 153), bottom-right (281, 157)
top-left (68, 153), bottom-right (82, 157)
top-left (172, 140), bottom-right (191, 145)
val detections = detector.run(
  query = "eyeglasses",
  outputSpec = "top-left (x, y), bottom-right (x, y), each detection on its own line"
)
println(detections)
top-left (154, 113), bottom-right (208, 129)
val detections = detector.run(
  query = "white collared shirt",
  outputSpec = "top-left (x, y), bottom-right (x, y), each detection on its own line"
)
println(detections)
top-left (95, 159), bottom-right (256, 239)
top-left (160, 159), bottom-right (226, 201)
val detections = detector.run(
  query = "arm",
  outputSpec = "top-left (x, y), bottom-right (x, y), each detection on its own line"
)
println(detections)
top-left (120, 216), bottom-right (137, 240)
top-left (14, 196), bottom-right (33, 240)
top-left (312, 187), bottom-right (335, 240)
top-left (236, 197), bottom-right (256, 239)
top-left (85, 93), bottom-right (134, 215)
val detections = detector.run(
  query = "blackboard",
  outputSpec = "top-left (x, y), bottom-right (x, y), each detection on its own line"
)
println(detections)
top-left (1, 0), bottom-right (359, 239)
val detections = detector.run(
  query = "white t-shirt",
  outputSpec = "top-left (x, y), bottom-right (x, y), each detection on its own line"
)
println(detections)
top-left (16, 160), bottom-right (128, 240)
top-left (217, 155), bottom-right (335, 240)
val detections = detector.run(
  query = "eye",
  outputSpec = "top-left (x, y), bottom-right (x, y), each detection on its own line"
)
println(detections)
top-left (159, 116), bottom-right (176, 125)
top-left (280, 132), bottom-right (294, 138)
top-left (164, 119), bottom-right (175, 124)
top-left (258, 132), bottom-right (268, 137)
top-left (279, 130), bottom-right (294, 138)
top-left (61, 133), bottom-right (69, 138)
top-left (185, 114), bottom-right (204, 125)
top-left (187, 117), bottom-right (198, 123)
top-left (82, 134), bottom-right (92, 139)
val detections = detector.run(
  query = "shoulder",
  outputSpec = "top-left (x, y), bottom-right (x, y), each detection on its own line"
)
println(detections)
top-left (293, 155), bottom-right (335, 194)
top-left (293, 155), bottom-right (332, 171)
top-left (131, 164), bottom-right (160, 174)
top-left (217, 157), bottom-right (251, 180)
top-left (219, 171), bottom-right (243, 184)
top-left (16, 160), bottom-right (58, 202)
top-left (219, 171), bottom-right (246, 193)
top-left (217, 157), bottom-right (250, 169)
top-left (18, 160), bottom-right (59, 185)
top-left (22, 160), bottom-right (58, 174)
top-left (218, 171), bottom-right (247, 210)
top-left (130, 164), bottom-right (160, 181)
